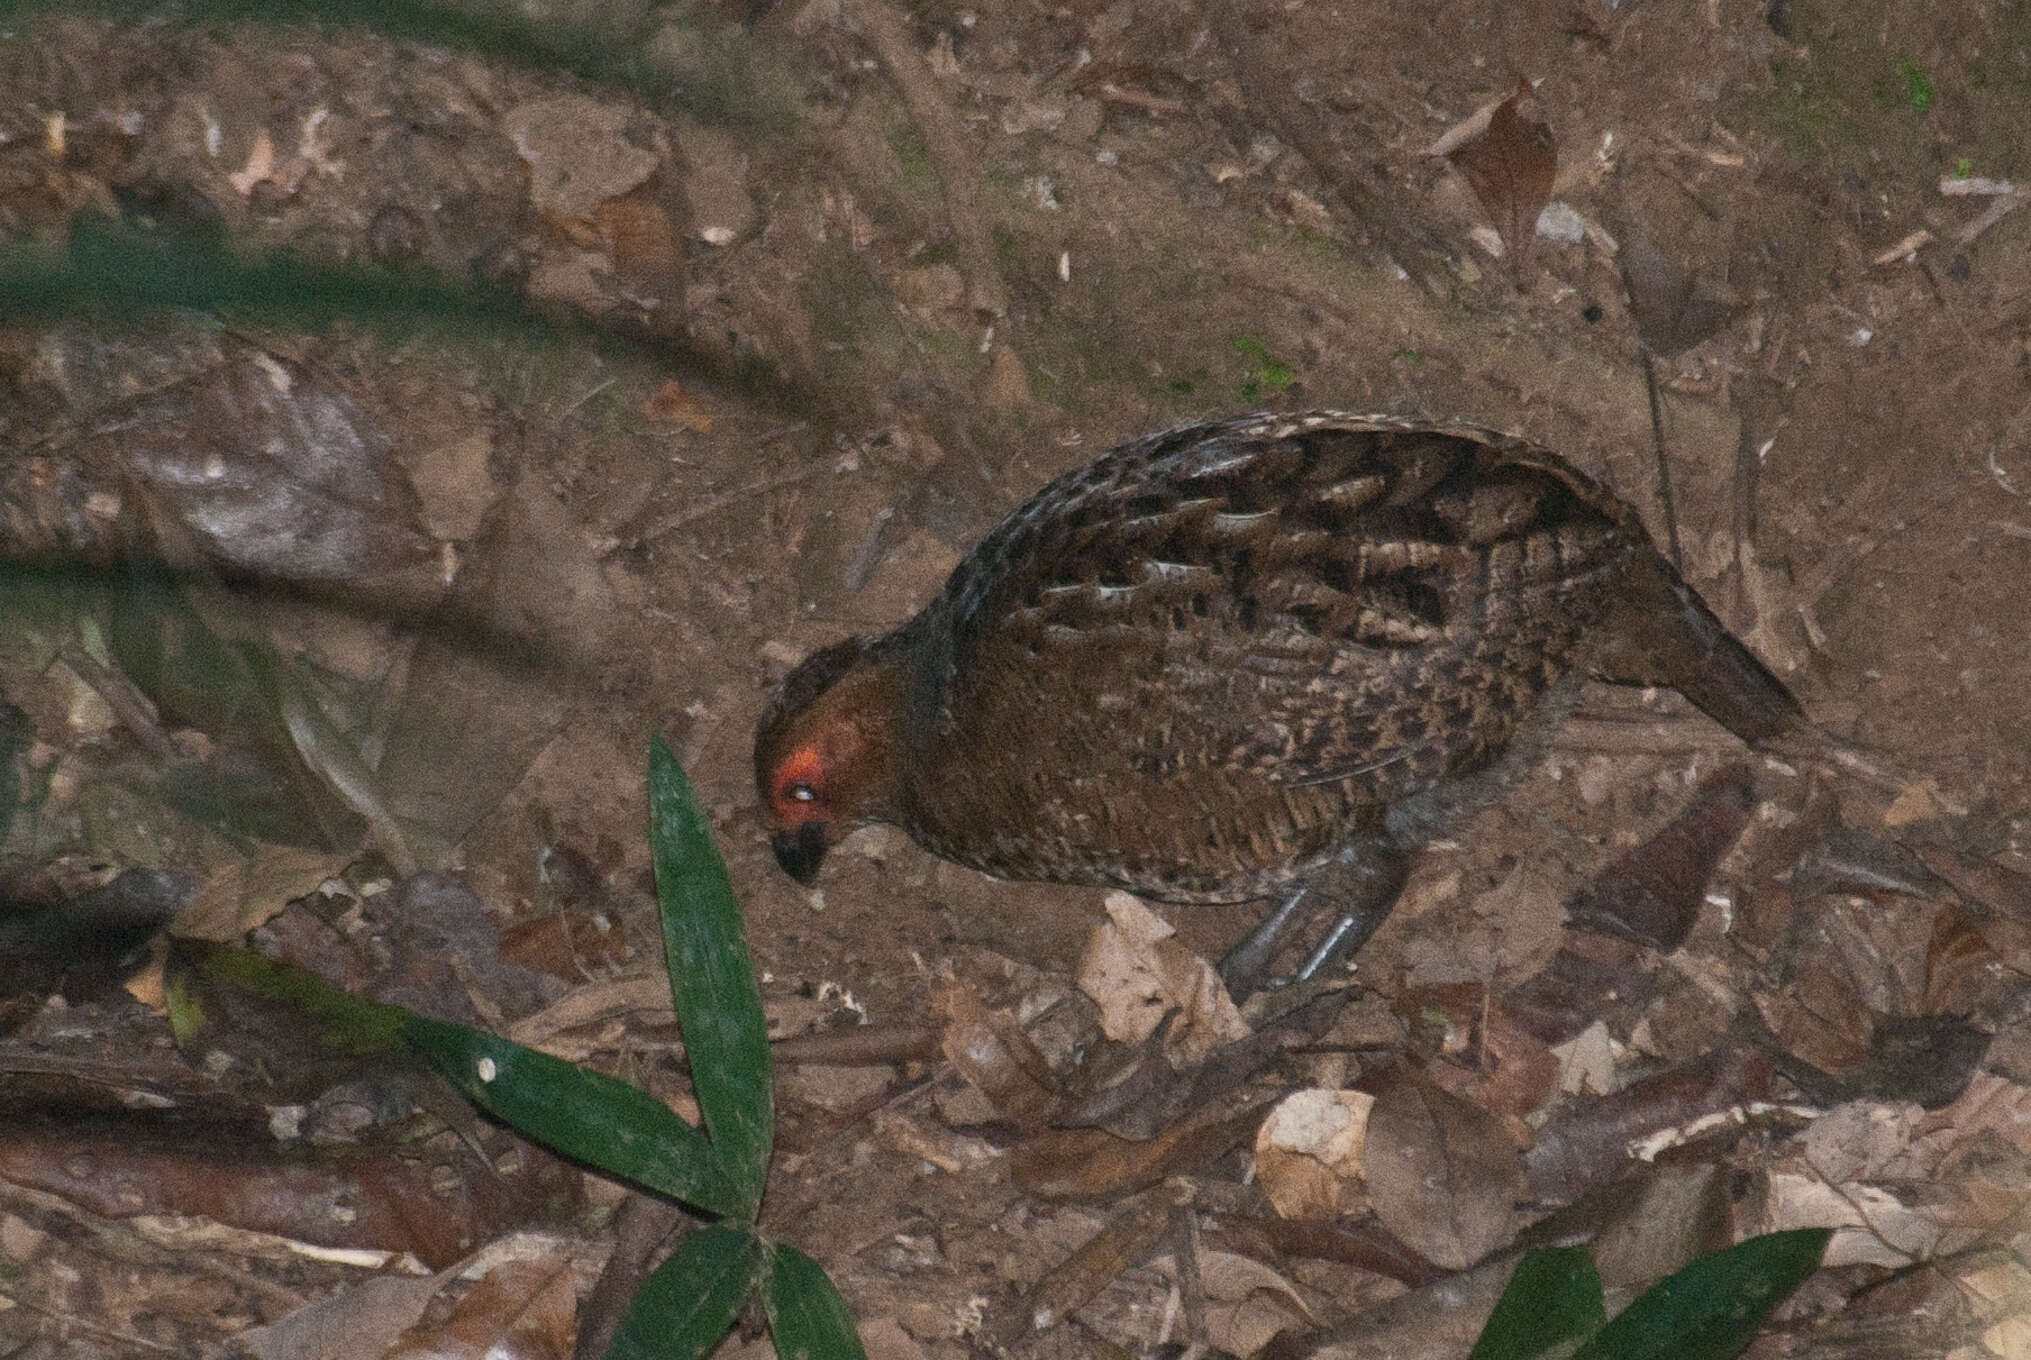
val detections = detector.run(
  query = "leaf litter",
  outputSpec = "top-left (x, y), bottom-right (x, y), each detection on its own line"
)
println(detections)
top-left (2, 1), bottom-right (2031, 1356)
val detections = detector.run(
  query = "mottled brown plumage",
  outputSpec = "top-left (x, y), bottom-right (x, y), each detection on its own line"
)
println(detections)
top-left (755, 412), bottom-right (1801, 981)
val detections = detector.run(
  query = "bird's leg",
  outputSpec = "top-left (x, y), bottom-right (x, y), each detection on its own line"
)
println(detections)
top-left (1290, 847), bottom-right (1411, 980)
top-left (1065, 848), bottom-right (1411, 1138)
top-left (1218, 885), bottom-right (1316, 995)
top-left (1219, 846), bottom-right (1411, 996)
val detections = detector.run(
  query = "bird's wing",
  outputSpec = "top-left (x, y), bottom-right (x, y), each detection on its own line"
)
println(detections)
top-left (930, 413), bottom-right (1642, 797)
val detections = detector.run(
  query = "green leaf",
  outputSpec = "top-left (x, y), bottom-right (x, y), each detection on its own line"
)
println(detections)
top-left (605, 1222), bottom-right (767, 1360)
top-left (762, 1243), bottom-right (868, 1360)
top-left (402, 1015), bottom-right (743, 1219)
top-left (1572, 1229), bottom-right (1831, 1360)
top-left (1469, 1247), bottom-right (1606, 1360)
top-left (649, 737), bottom-right (774, 1219)
top-left (172, 941), bottom-right (409, 1056)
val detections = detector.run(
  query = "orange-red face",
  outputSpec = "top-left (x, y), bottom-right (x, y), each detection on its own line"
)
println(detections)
top-left (764, 741), bottom-right (828, 828)
top-left (760, 740), bottom-right (830, 884)
top-left (754, 635), bottom-right (890, 887)
top-left (757, 718), bottom-right (872, 885)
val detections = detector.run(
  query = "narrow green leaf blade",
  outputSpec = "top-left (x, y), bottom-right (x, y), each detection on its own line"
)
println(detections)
top-left (762, 1243), bottom-right (867, 1360)
top-left (1572, 1229), bottom-right (1831, 1360)
top-left (171, 940), bottom-right (409, 1057)
top-left (649, 737), bottom-right (773, 1219)
top-left (402, 1015), bottom-right (742, 1219)
top-left (1469, 1247), bottom-right (1607, 1360)
top-left (604, 1222), bottom-right (766, 1360)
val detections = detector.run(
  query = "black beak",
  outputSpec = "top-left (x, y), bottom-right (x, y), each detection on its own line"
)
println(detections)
top-left (771, 822), bottom-right (830, 886)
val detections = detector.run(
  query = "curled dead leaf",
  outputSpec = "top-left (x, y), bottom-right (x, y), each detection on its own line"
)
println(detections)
top-left (933, 979), bottom-right (1059, 1129)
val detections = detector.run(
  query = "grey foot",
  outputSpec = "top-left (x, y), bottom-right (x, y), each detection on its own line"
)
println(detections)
top-left (1218, 847), bottom-right (1411, 996)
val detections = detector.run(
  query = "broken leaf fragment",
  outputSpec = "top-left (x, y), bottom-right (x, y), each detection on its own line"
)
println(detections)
top-left (1253, 1087), bottom-right (1375, 1219)
top-left (641, 378), bottom-right (714, 431)
top-left (1076, 891), bottom-right (1249, 1064)
top-left (1445, 77), bottom-right (1557, 265)
top-left (1619, 228), bottom-right (1743, 356)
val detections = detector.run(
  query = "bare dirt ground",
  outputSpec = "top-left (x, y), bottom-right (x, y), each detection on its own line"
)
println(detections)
top-left (2, 1), bottom-right (2031, 1356)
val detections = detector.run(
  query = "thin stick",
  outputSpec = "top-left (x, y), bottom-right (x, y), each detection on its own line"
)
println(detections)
top-left (1201, 0), bottom-right (1456, 299)
top-left (849, 0), bottom-right (1009, 319)
top-left (1640, 348), bottom-right (1685, 568)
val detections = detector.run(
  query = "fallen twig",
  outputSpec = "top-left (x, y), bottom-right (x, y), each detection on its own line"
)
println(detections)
top-left (1957, 192), bottom-right (2024, 248)
top-left (849, 0), bottom-right (1010, 319)
top-left (1639, 348), bottom-right (1685, 568)
top-left (1200, 0), bottom-right (1456, 298)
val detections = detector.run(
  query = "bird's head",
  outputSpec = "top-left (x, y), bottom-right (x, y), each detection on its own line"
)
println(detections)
top-left (753, 637), bottom-right (902, 885)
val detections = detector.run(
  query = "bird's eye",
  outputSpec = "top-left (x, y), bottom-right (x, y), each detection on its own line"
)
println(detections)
top-left (786, 781), bottom-right (817, 803)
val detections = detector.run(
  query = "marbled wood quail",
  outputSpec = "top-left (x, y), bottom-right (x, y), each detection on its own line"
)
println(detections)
top-left (755, 411), bottom-right (1802, 990)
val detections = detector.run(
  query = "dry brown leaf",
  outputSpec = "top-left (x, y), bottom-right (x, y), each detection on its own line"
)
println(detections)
top-left (1755, 974), bottom-right (1873, 1077)
top-left (1076, 892), bottom-right (1249, 1064)
top-left (1253, 1088), bottom-right (1375, 1219)
top-left (995, 1182), bottom-right (1192, 1345)
top-left (1588, 1162), bottom-right (1734, 1290)
top-left (1911, 1074), bottom-right (2031, 1163)
top-left (1913, 841), bottom-right (2031, 919)
top-left (239, 1273), bottom-right (445, 1360)
top-left (382, 1256), bottom-right (577, 1360)
top-left (1502, 933), bottom-right (1652, 1046)
top-left (1363, 1068), bottom-right (1521, 1270)
top-left (504, 95), bottom-right (659, 221)
top-left (1758, 1170), bottom-right (1943, 1267)
top-left (980, 343), bottom-right (1031, 410)
top-left (779, 1062), bottom-right (896, 1114)
top-left (1010, 1088), bottom-right (1274, 1200)
top-left (1762, 1084), bottom-right (2031, 1261)
top-left (1797, 1098), bottom-right (1925, 1184)
top-left (1619, 228), bottom-right (1742, 356)
top-left (1524, 1048), bottom-right (1773, 1202)
top-left (0, 1118), bottom-right (581, 1269)
top-left (595, 193), bottom-right (685, 303)
top-left (1152, 1249), bottom-right (1314, 1356)
top-left (870, 1109), bottom-right (999, 1173)
top-left (1925, 905), bottom-right (2003, 1014)
top-left (1476, 1007), bottom-right (1563, 1127)
top-left (176, 847), bottom-right (350, 942)
top-left (933, 980), bottom-right (1059, 1129)
top-left (1446, 77), bottom-right (1556, 265)
top-left (1883, 776), bottom-right (1946, 826)
top-left (1551, 1019), bottom-right (1620, 1097)
top-left (857, 1318), bottom-right (933, 1360)
top-left (1565, 765), bottom-right (1754, 950)
top-left (497, 908), bottom-right (632, 980)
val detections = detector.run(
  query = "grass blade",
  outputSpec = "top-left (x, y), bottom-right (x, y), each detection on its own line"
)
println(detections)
top-left (648, 737), bottom-right (774, 1219)
top-left (604, 1222), bottom-right (767, 1360)
top-left (762, 1242), bottom-right (868, 1360)
top-left (403, 1016), bottom-right (741, 1219)
top-left (1468, 1247), bottom-right (1606, 1360)
top-left (1572, 1229), bottom-right (1831, 1360)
